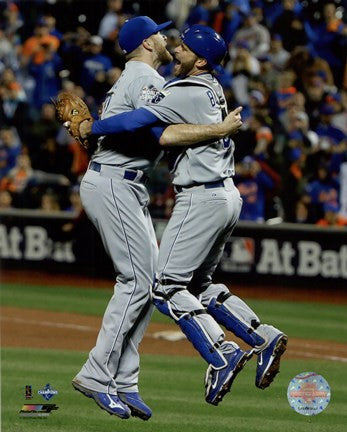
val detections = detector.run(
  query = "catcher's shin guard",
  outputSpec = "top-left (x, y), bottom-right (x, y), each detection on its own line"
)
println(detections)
top-left (177, 312), bottom-right (227, 369)
top-left (153, 296), bottom-right (171, 317)
top-left (152, 285), bottom-right (227, 369)
top-left (207, 293), bottom-right (266, 348)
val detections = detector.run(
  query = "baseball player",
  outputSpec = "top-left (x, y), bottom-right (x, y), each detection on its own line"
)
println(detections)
top-left (71, 17), bottom-right (244, 421)
top-left (80, 25), bottom-right (288, 406)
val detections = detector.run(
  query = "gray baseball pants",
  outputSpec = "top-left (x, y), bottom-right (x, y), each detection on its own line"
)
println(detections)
top-left (156, 178), bottom-right (242, 345)
top-left (75, 164), bottom-right (157, 394)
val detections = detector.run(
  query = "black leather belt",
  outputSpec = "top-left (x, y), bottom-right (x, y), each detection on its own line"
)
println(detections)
top-left (175, 180), bottom-right (225, 193)
top-left (89, 161), bottom-right (148, 183)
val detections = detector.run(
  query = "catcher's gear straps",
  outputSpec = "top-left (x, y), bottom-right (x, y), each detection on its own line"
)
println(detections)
top-left (164, 75), bottom-right (228, 119)
top-left (152, 284), bottom-right (227, 369)
top-left (207, 292), bottom-right (266, 348)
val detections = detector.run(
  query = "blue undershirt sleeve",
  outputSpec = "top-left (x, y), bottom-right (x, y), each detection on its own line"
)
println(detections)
top-left (150, 125), bottom-right (167, 141)
top-left (91, 107), bottom-right (160, 135)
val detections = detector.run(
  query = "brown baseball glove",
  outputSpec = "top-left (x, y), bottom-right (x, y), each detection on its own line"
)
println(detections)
top-left (54, 91), bottom-right (92, 148)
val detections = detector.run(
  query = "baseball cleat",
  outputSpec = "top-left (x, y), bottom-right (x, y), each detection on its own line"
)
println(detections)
top-left (72, 379), bottom-right (131, 419)
top-left (255, 333), bottom-right (288, 389)
top-left (118, 392), bottom-right (152, 420)
top-left (205, 348), bottom-right (253, 406)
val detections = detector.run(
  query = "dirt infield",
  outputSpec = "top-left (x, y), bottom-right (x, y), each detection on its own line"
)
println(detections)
top-left (2, 270), bottom-right (347, 363)
top-left (2, 306), bottom-right (347, 363)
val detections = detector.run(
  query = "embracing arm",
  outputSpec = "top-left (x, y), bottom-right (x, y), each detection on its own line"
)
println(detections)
top-left (79, 106), bottom-right (243, 147)
top-left (158, 106), bottom-right (243, 146)
top-left (90, 108), bottom-right (158, 135)
top-left (77, 108), bottom-right (159, 138)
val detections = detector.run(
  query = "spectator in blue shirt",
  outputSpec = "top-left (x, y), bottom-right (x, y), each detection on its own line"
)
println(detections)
top-left (304, 164), bottom-right (340, 222)
top-left (185, 0), bottom-right (218, 27)
top-left (29, 44), bottom-right (63, 110)
top-left (211, 1), bottom-right (243, 45)
top-left (0, 126), bottom-right (21, 179)
top-left (0, 70), bottom-right (30, 141)
top-left (79, 35), bottom-right (112, 93)
top-left (304, 1), bottom-right (346, 86)
top-left (234, 157), bottom-right (275, 222)
top-left (315, 104), bottom-right (347, 175)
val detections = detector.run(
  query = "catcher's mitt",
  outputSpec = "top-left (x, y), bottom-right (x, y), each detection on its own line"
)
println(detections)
top-left (54, 92), bottom-right (92, 148)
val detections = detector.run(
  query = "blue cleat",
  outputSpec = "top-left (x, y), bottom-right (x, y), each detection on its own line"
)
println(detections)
top-left (72, 380), bottom-right (131, 419)
top-left (255, 333), bottom-right (288, 389)
top-left (205, 348), bottom-right (253, 405)
top-left (118, 392), bottom-right (152, 420)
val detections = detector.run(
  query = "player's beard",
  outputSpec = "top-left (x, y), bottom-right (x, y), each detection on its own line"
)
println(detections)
top-left (153, 39), bottom-right (173, 65)
top-left (173, 57), bottom-right (196, 77)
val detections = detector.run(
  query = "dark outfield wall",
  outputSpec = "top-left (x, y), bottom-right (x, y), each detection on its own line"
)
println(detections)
top-left (1, 210), bottom-right (346, 286)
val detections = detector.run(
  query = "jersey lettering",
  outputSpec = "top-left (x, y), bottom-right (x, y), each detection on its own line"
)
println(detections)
top-left (206, 90), bottom-right (216, 107)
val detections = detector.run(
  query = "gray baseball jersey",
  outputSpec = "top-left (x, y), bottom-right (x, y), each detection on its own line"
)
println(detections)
top-left (151, 73), bottom-right (285, 383)
top-left (151, 74), bottom-right (245, 359)
top-left (92, 61), bottom-right (165, 171)
top-left (145, 74), bottom-right (235, 186)
top-left (75, 60), bottom-right (163, 395)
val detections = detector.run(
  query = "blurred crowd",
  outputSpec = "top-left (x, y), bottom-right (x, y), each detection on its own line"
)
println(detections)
top-left (0, 0), bottom-right (346, 226)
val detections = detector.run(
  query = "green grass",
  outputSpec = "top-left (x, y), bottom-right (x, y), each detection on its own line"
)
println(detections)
top-left (241, 298), bottom-right (347, 344)
top-left (0, 282), bottom-right (171, 324)
top-left (1, 283), bottom-right (117, 317)
top-left (1, 348), bottom-right (346, 432)
top-left (1, 283), bottom-right (347, 343)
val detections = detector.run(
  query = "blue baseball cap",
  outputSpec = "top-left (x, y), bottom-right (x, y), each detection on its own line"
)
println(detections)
top-left (181, 25), bottom-right (227, 70)
top-left (118, 16), bottom-right (172, 54)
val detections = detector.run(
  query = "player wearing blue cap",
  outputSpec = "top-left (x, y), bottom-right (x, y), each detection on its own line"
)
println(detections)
top-left (71, 17), bottom-right (243, 420)
top-left (79, 23), bottom-right (287, 407)
top-left (71, 16), bottom-right (173, 421)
